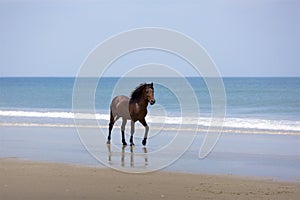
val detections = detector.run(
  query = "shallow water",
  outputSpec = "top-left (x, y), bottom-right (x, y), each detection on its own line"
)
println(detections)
top-left (1, 126), bottom-right (299, 182)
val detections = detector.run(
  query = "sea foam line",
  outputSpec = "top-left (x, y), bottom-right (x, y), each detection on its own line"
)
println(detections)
top-left (0, 122), bottom-right (299, 136)
top-left (0, 110), bottom-right (299, 132)
top-left (0, 110), bottom-right (109, 120)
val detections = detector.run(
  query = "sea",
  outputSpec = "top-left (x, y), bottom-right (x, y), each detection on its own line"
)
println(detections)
top-left (0, 77), bottom-right (299, 135)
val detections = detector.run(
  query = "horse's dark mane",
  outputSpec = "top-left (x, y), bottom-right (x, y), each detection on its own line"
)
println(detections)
top-left (130, 83), bottom-right (153, 102)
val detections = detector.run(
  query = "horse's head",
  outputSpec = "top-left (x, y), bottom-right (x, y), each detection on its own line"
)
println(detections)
top-left (144, 83), bottom-right (156, 105)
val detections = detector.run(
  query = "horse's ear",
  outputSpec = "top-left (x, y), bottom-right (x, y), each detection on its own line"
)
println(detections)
top-left (150, 82), bottom-right (153, 88)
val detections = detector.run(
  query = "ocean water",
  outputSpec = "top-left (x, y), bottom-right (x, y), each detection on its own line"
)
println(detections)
top-left (0, 77), bottom-right (299, 135)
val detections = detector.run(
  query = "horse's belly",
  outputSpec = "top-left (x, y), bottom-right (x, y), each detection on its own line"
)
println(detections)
top-left (111, 95), bottom-right (131, 120)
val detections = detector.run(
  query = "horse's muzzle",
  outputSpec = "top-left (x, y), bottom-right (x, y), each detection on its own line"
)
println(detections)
top-left (150, 100), bottom-right (156, 105)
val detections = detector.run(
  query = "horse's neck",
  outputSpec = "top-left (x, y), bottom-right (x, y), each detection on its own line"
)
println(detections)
top-left (137, 98), bottom-right (148, 108)
top-left (129, 97), bottom-right (149, 110)
top-left (129, 99), bottom-right (148, 120)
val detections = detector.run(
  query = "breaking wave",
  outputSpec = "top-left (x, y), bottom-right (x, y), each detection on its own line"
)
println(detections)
top-left (0, 110), bottom-right (299, 134)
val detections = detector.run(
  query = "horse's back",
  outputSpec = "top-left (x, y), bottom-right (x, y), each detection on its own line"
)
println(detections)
top-left (110, 95), bottom-right (131, 120)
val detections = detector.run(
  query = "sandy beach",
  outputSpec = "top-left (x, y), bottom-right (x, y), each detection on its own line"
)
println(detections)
top-left (1, 158), bottom-right (299, 200)
top-left (1, 126), bottom-right (300, 199)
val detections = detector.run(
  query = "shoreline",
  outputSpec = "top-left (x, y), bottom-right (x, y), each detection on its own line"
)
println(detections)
top-left (1, 158), bottom-right (299, 200)
top-left (1, 125), bottom-right (300, 182)
top-left (1, 122), bottom-right (299, 136)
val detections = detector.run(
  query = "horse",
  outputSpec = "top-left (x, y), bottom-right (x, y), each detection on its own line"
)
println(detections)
top-left (107, 83), bottom-right (156, 146)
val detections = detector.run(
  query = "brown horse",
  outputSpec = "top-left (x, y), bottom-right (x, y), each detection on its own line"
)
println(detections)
top-left (107, 83), bottom-right (155, 146)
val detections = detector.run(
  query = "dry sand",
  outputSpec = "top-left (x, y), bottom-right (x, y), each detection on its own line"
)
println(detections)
top-left (1, 158), bottom-right (299, 200)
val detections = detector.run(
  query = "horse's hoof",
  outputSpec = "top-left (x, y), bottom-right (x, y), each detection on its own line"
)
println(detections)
top-left (106, 140), bottom-right (111, 145)
top-left (122, 141), bottom-right (127, 146)
top-left (142, 139), bottom-right (147, 146)
top-left (130, 143), bottom-right (135, 147)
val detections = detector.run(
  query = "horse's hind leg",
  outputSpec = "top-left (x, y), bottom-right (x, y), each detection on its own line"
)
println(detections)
top-left (121, 118), bottom-right (127, 146)
top-left (107, 111), bottom-right (114, 144)
top-left (107, 111), bottom-right (119, 144)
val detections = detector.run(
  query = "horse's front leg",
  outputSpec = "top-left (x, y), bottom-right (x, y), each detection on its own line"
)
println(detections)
top-left (139, 119), bottom-right (149, 146)
top-left (130, 120), bottom-right (135, 146)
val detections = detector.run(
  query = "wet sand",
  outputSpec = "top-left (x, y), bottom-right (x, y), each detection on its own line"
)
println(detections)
top-left (1, 158), bottom-right (299, 200)
top-left (1, 126), bottom-right (300, 181)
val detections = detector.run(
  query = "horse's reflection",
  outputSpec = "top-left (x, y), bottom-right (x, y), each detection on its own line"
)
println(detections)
top-left (107, 144), bottom-right (148, 168)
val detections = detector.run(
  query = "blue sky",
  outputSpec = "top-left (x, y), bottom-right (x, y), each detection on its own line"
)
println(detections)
top-left (0, 0), bottom-right (299, 77)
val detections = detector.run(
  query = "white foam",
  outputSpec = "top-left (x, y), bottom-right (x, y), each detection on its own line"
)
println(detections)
top-left (146, 115), bottom-right (300, 132)
top-left (221, 117), bottom-right (300, 132)
top-left (0, 110), bottom-right (109, 120)
top-left (0, 110), bottom-right (299, 133)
